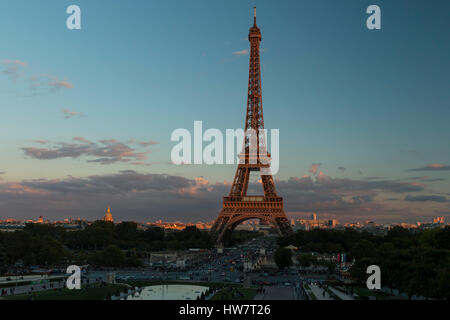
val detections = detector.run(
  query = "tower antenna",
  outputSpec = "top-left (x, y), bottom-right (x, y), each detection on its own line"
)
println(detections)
top-left (253, 6), bottom-right (256, 25)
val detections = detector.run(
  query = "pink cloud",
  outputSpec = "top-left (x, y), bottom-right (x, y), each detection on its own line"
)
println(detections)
top-left (49, 80), bottom-right (73, 89)
top-left (0, 183), bottom-right (49, 196)
top-left (308, 163), bottom-right (321, 175)
top-left (232, 49), bottom-right (249, 56)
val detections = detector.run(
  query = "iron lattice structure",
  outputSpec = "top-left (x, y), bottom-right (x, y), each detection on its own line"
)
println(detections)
top-left (210, 9), bottom-right (293, 246)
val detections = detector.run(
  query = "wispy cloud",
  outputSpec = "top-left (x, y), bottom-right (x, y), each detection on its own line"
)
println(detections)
top-left (232, 49), bottom-right (249, 56)
top-left (128, 138), bottom-right (159, 147)
top-left (1, 60), bottom-right (27, 80)
top-left (30, 74), bottom-right (74, 94)
top-left (49, 80), bottom-right (73, 89)
top-left (30, 139), bottom-right (50, 144)
top-left (408, 164), bottom-right (450, 171)
top-left (1, 60), bottom-right (73, 95)
top-left (405, 176), bottom-right (446, 182)
top-left (62, 109), bottom-right (85, 119)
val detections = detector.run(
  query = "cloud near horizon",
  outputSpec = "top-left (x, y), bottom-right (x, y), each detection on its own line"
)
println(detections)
top-left (0, 169), bottom-right (446, 223)
top-left (308, 163), bottom-right (321, 175)
top-left (405, 195), bottom-right (448, 203)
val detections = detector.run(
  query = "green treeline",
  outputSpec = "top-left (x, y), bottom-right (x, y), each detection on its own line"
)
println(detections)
top-left (0, 222), bottom-right (212, 269)
top-left (0, 222), bottom-right (261, 270)
top-left (279, 226), bottom-right (450, 299)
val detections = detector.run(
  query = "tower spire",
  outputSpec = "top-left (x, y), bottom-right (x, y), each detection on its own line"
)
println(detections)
top-left (253, 6), bottom-right (256, 25)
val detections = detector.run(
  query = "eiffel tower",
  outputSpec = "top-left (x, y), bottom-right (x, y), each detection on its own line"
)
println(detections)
top-left (210, 8), bottom-right (293, 246)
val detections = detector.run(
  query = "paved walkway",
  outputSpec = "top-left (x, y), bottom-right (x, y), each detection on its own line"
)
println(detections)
top-left (329, 286), bottom-right (355, 300)
top-left (309, 284), bottom-right (333, 300)
top-left (254, 286), bottom-right (296, 300)
top-left (0, 276), bottom-right (102, 298)
top-left (0, 280), bottom-right (66, 298)
top-left (0, 275), bottom-right (63, 285)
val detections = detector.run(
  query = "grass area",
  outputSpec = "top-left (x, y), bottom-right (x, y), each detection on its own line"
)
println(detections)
top-left (211, 288), bottom-right (257, 300)
top-left (352, 287), bottom-right (392, 300)
top-left (6, 283), bottom-right (128, 300)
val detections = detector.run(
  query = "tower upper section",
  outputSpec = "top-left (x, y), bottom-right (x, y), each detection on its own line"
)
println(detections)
top-left (248, 7), bottom-right (262, 41)
top-left (244, 6), bottom-right (265, 158)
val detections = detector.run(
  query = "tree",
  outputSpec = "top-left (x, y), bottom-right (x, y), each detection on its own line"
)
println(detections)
top-left (275, 247), bottom-right (293, 269)
top-left (36, 236), bottom-right (67, 266)
top-left (435, 226), bottom-right (450, 249)
top-left (433, 266), bottom-right (450, 299)
top-left (142, 227), bottom-right (165, 242)
top-left (3, 231), bottom-right (32, 265)
top-left (296, 253), bottom-right (315, 267)
top-left (114, 222), bottom-right (139, 241)
top-left (350, 240), bottom-right (376, 260)
top-left (90, 245), bottom-right (126, 267)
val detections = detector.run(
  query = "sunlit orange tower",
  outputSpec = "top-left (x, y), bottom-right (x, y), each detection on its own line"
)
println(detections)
top-left (210, 8), bottom-right (293, 246)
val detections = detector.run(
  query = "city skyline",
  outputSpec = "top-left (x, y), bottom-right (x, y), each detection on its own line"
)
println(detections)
top-left (1, 0), bottom-right (450, 223)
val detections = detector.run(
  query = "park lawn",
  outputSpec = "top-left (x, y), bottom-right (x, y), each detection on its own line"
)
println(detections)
top-left (211, 288), bottom-right (257, 300)
top-left (6, 284), bottom-right (128, 300)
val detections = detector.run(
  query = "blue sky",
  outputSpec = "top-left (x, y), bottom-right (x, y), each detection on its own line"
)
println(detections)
top-left (0, 0), bottom-right (449, 223)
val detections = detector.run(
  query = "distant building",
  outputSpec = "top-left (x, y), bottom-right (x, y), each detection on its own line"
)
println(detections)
top-left (328, 219), bottom-right (338, 227)
top-left (292, 214), bottom-right (339, 231)
top-left (433, 216), bottom-right (444, 224)
top-left (235, 224), bottom-right (254, 231)
top-left (37, 216), bottom-right (44, 224)
top-left (104, 207), bottom-right (114, 222)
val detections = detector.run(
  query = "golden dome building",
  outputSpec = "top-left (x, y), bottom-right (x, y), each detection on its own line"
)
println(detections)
top-left (104, 207), bottom-right (114, 222)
